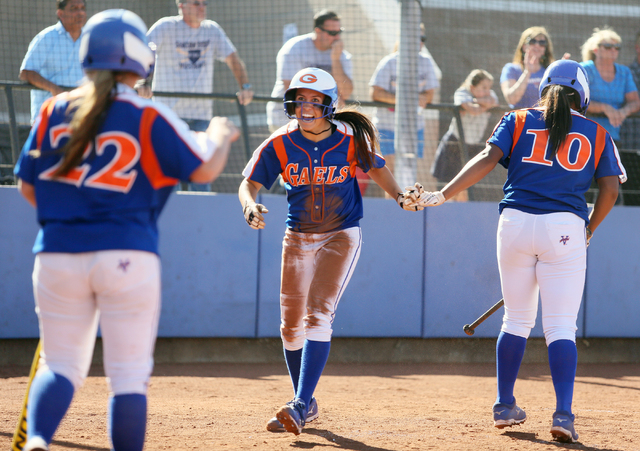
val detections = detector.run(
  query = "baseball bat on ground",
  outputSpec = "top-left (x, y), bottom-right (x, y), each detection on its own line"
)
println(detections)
top-left (11, 340), bottom-right (42, 451)
top-left (463, 298), bottom-right (504, 336)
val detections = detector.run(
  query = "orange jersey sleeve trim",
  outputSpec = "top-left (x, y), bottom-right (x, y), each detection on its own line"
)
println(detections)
top-left (139, 107), bottom-right (179, 189)
top-left (36, 97), bottom-right (57, 150)
top-left (272, 136), bottom-right (290, 183)
top-left (510, 110), bottom-right (528, 156)
top-left (593, 125), bottom-right (607, 169)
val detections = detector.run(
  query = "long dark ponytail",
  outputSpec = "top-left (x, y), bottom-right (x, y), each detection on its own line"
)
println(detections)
top-left (538, 84), bottom-right (579, 157)
top-left (334, 107), bottom-right (379, 170)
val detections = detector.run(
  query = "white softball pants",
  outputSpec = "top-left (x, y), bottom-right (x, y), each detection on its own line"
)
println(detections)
top-left (497, 208), bottom-right (587, 346)
top-left (32, 250), bottom-right (161, 395)
top-left (279, 227), bottom-right (362, 350)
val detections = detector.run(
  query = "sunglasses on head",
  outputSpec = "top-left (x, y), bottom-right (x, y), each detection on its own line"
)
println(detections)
top-left (185, 1), bottom-right (207, 6)
top-left (600, 43), bottom-right (621, 50)
top-left (318, 27), bottom-right (343, 36)
top-left (527, 38), bottom-right (547, 47)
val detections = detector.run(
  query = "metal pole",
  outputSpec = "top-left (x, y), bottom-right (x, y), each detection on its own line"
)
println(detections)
top-left (394, 0), bottom-right (420, 188)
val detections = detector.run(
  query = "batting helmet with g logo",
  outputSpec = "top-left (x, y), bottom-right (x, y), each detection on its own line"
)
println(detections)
top-left (284, 67), bottom-right (339, 120)
top-left (80, 9), bottom-right (155, 78)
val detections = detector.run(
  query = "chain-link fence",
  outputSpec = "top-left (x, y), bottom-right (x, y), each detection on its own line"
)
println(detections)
top-left (2, 0), bottom-right (639, 203)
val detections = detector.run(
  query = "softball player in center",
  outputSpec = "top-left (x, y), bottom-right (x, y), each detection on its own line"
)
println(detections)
top-left (418, 59), bottom-right (625, 443)
top-left (239, 67), bottom-right (422, 435)
top-left (14, 10), bottom-right (239, 451)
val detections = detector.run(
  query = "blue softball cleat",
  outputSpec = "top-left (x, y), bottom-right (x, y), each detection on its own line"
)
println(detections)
top-left (493, 399), bottom-right (527, 428)
top-left (275, 398), bottom-right (307, 435)
top-left (266, 397), bottom-right (318, 432)
top-left (551, 411), bottom-right (579, 443)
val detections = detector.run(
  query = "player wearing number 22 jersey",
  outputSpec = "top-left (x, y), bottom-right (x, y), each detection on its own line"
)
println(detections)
top-left (13, 10), bottom-right (239, 451)
top-left (490, 106), bottom-right (626, 222)
top-left (15, 87), bottom-right (207, 254)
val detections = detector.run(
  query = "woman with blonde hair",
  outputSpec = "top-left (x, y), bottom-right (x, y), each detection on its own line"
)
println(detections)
top-left (501, 26), bottom-right (558, 109)
top-left (580, 27), bottom-right (640, 144)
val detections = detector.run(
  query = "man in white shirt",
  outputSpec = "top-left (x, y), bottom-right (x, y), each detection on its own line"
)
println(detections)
top-left (267, 10), bottom-right (353, 132)
top-left (141, 0), bottom-right (253, 190)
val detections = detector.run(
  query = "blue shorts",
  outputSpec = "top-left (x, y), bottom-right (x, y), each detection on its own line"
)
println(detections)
top-left (378, 128), bottom-right (425, 158)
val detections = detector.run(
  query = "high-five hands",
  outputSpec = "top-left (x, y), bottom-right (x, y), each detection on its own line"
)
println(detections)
top-left (243, 202), bottom-right (268, 229)
top-left (397, 182), bottom-right (425, 211)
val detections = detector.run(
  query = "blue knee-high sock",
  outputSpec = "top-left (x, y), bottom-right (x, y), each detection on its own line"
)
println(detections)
top-left (548, 339), bottom-right (577, 415)
top-left (496, 331), bottom-right (527, 406)
top-left (108, 394), bottom-right (147, 451)
top-left (284, 348), bottom-right (303, 395)
top-left (296, 339), bottom-right (331, 409)
top-left (27, 370), bottom-right (75, 444)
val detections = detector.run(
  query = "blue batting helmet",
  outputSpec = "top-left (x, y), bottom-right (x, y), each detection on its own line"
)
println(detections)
top-left (539, 60), bottom-right (590, 111)
top-left (284, 67), bottom-right (339, 120)
top-left (80, 9), bottom-right (155, 78)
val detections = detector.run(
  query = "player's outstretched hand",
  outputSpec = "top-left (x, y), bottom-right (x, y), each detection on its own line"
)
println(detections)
top-left (418, 190), bottom-right (446, 207)
top-left (207, 117), bottom-right (241, 147)
top-left (244, 202), bottom-right (268, 229)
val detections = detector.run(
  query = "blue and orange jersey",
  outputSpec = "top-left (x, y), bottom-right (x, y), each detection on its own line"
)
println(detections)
top-left (488, 108), bottom-right (627, 223)
top-left (242, 120), bottom-right (385, 233)
top-left (14, 84), bottom-right (213, 254)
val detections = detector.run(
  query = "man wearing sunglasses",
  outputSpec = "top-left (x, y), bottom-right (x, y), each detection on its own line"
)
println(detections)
top-left (266, 9), bottom-right (353, 132)
top-left (140, 0), bottom-right (253, 190)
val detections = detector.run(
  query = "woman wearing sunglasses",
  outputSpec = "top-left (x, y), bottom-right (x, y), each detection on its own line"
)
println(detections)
top-left (501, 26), bottom-right (561, 109)
top-left (580, 27), bottom-right (640, 146)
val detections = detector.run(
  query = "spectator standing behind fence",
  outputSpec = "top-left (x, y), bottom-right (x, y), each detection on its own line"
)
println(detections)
top-left (621, 30), bottom-right (640, 148)
top-left (266, 10), bottom-right (353, 133)
top-left (580, 27), bottom-right (640, 206)
top-left (501, 27), bottom-right (559, 109)
top-left (140, 0), bottom-right (253, 191)
top-left (369, 26), bottom-right (439, 187)
top-left (19, 0), bottom-right (86, 124)
top-left (431, 69), bottom-right (498, 201)
top-left (579, 27), bottom-right (640, 144)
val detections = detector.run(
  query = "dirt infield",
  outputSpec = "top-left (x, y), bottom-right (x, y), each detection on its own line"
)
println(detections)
top-left (1, 362), bottom-right (639, 451)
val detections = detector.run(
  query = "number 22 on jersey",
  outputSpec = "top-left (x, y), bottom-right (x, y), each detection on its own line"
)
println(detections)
top-left (521, 129), bottom-right (592, 171)
top-left (38, 124), bottom-right (140, 192)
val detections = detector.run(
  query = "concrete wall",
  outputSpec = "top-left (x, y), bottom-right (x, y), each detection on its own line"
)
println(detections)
top-left (1, 186), bottom-right (639, 340)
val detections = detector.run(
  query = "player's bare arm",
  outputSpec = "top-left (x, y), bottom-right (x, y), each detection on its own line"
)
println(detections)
top-left (190, 117), bottom-right (240, 183)
top-left (238, 178), bottom-right (268, 229)
top-left (19, 69), bottom-right (65, 96)
top-left (225, 52), bottom-right (253, 106)
top-left (442, 144), bottom-right (502, 199)
top-left (587, 175), bottom-right (619, 235)
top-left (367, 166), bottom-right (422, 211)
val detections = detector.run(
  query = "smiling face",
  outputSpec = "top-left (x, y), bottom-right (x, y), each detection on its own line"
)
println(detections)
top-left (294, 88), bottom-right (330, 132)
top-left (522, 33), bottom-right (548, 59)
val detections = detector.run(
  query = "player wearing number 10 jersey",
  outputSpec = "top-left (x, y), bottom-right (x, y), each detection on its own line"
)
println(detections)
top-left (417, 60), bottom-right (625, 444)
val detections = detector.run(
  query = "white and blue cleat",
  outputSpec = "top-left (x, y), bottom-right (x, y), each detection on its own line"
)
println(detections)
top-left (493, 400), bottom-right (527, 428)
top-left (267, 396), bottom-right (318, 432)
top-left (551, 411), bottom-right (579, 443)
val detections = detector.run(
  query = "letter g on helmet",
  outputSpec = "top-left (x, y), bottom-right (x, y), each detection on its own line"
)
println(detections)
top-left (79, 9), bottom-right (155, 78)
top-left (283, 67), bottom-right (339, 119)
